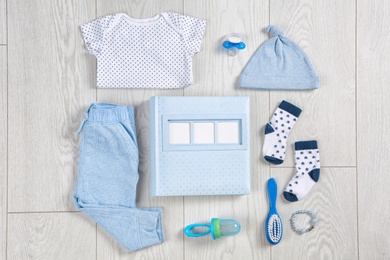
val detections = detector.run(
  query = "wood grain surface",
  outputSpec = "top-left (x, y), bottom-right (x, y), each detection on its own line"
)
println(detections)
top-left (3, 0), bottom-right (390, 259)
top-left (271, 168), bottom-right (358, 260)
top-left (269, 0), bottom-right (356, 167)
top-left (7, 0), bottom-right (96, 212)
top-left (0, 0), bottom-right (5, 44)
top-left (357, 0), bottom-right (390, 258)
top-left (1, 46), bottom-right (7, 260)
top-left (7, 213), bottom-right (96, 260)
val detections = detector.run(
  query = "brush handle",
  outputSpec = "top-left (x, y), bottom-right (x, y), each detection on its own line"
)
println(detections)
top-left (267, 178), bottom-right (278, 209)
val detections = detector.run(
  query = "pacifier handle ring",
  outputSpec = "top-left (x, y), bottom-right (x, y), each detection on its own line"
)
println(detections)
top-left (184, 224), bottom-right (211, 237)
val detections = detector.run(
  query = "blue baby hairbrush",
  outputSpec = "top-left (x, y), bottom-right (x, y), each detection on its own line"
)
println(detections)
top-left (265, 178), bottom-right (283, 245)
top-left (184, 218), bottom-right (241, 240)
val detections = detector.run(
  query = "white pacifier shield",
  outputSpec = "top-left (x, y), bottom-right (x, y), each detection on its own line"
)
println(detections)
top-left (227, 35), bottom-right (242, 43)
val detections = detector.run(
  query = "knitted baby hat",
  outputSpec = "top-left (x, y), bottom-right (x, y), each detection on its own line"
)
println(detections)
top-left (240, 26), bottom-right (319, 90)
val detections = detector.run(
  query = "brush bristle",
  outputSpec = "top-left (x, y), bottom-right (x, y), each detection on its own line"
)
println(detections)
top-left (267, 214), bottom-right (282, 243)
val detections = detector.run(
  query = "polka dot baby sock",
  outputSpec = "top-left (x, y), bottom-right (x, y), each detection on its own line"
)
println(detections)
top-left (283, 140), bottom-right (320, 202)
top-left (263, 100), bottom-right (302, 165)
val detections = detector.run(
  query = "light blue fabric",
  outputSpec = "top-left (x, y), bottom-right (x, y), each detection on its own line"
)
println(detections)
top-left (149, 96), bottom-right (251, 196)
top-left (74, 102), bottom-right (164, 252)
top-left (240, 25), bottom-right (319, 90)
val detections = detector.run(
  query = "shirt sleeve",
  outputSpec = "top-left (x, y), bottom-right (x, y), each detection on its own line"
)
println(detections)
top-left (179, 15), bottom-right (207, 56)
top-left (80, 15), bottom-right (114, 56)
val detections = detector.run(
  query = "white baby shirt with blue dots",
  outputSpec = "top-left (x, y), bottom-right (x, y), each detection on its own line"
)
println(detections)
top-left (81, 13), bottom-right (206, 89)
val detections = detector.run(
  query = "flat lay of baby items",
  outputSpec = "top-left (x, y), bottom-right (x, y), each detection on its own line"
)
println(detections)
top-left (74, 103), bottom-right (164, 252)
top-left (149, 96), bottom-right (250, 196)
top-left (265, 178), bottom-right (283, 245)
top-left (290, 210), bottom-right (318, 234)
top-left (222, 33), bottom-right (246, 56)
top-left (81, 12), bottom-right (206, 89)
top-left (74, 7), bottom-right (324, 253)
top-left (240, 25), bottom-right (319, 90)
top-left (184, 218), bottom-right (241, 240)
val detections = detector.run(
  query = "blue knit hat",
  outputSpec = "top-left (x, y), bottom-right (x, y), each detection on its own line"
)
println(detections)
top-left (240, 26), bottom-right (319, 90)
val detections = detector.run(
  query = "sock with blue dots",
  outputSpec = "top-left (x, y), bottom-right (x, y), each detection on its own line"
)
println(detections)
top-left (283, 140), bottom-right (320, 202)
top-left (263, 100), bottom-right (302, 165)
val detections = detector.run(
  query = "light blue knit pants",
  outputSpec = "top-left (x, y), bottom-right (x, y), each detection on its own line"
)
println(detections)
top-left (74, 103), bottom-right (164, 252)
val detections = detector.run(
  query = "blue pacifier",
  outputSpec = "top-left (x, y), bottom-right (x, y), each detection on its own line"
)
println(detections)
top-left (184, 218), bottom-right (241, 240)
top-left (222, 33), bottom-right (246, 56)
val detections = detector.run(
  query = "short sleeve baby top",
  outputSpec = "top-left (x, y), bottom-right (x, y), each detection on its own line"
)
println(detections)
top-left (80, 13), bottom-right (207, 89)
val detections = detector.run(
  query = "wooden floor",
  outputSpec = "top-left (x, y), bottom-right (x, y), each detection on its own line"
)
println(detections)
top-left (1, 0), bottom-right (390, 259)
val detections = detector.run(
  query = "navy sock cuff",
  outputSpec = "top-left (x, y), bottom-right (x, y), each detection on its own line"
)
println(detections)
top-left (295, 140), bottom-right (318, 150)
top-left (278, 100), bottom-right (302, 118)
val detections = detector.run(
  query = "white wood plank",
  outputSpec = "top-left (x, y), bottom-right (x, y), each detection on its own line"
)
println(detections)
top-left (357, 0), bottom-right (390, 258)
top-left (184, 0), bottom-right (268, 97)
top-left (270, 0), bottom-right (356, 167)
top-left (0, 0), bottom-right (5, 44)
top-left (0, 47), bottom-right (7, 260)
top-left (8, 0), bottom-right (97, 212)
top-left (7, 212), bottom-right (96, 260)
top-left (183, 1), bottom-right (270, 259)
top-left (270, 168), bottom-right (357, 259)
top-left (95, 1), bottom-right (184, 259)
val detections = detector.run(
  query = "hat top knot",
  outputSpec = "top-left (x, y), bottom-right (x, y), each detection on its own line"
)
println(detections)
top-left (266, 25), bottom-right (284, 37)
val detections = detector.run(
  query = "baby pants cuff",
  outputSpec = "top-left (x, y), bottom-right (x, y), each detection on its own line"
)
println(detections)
top-left (138, 208), bottom-right (165, 249)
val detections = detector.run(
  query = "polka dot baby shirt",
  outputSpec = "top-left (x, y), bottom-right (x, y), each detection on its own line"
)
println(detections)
top-left (81, 13), bottom-right (207, 89)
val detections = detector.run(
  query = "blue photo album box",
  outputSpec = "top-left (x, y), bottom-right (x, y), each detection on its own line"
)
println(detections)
top-left (149, 96), bottom-right (250, 196)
